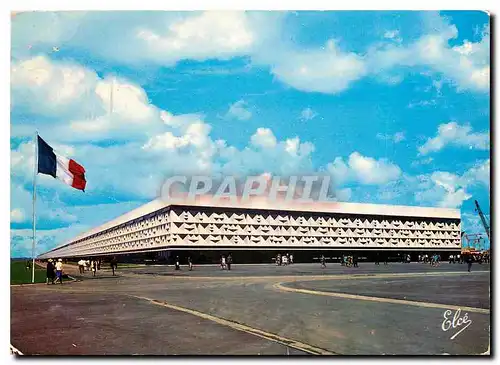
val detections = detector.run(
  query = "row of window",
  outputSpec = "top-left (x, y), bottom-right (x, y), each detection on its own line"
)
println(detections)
top-left (67, 236), bottom-right (461, 257)
top-left (170, 213), bottom-right (459, 230)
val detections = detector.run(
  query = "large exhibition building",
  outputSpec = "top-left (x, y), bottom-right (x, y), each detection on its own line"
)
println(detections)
top-left (39, 197), bottom-right (462, 263)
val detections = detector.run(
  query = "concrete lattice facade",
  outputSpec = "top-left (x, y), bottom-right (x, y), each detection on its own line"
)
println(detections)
top-left (39, 198), bottom-right (461, 259)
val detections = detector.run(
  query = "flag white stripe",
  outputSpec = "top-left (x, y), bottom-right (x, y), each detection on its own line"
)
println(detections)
top-left (55, 153), bottom-right (75, 187)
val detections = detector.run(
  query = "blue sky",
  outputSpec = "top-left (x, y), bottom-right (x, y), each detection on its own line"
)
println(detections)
top-left (10, 11), bottom-right (490, 257)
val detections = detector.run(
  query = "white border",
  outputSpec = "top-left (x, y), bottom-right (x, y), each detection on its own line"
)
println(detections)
top-left (3, 1), bottom-right (497, 364)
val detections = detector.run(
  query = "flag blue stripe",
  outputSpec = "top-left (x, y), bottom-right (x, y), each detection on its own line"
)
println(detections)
top-left (37, 136), bottom-right (56, 178)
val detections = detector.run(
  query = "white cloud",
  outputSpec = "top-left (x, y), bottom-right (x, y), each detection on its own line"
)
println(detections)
top-left (384, 30), bottom-right (399, 39)
top-left (11, 56), bottom-right (167, 142)
top-left (411, 157), bottom-right (434, 167)
top-left (414, 159), bottom-right (489, 208)
top-left (376, 131), bottom-right (405, 143)
top-left (10, 55), bottom-right (317, 202)
top-left (134, 11), bottom-right (255, 64)
top-left (266, 40), bottom-right (368, 93)
top-left (408, 99), bottom-right (437, 108)
top-left (12, 11), bottom-right (262, 66)
top-left (11, 55), bottom-right (100, 118)
top-left (418, 122), bottom-right (489, 155)
top-left (300, 107), bottom-right (317, 121)
top-left (383, 30), bottom-right (402, 43)
top-left (327, 151), bottom-right (402, 186)
top-left (250, 128), bottom-right (277, 149)
top-left (11, 208), bottom-right (25, 223)
top-left (225, 100), bottom-right (252, 121)
top-left (335, 188), bottom-right (352, 201)
top-left (463, 159), bottom-right (490, 189)
top-left (11, 12), bottom-right (490, 94)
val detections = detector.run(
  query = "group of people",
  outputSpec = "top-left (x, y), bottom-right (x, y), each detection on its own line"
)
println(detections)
top-left (447, 254), bottom-right (463, 264)
top-left (45, 259), bottom-right (64, 285)
top-left (77, 259), bottom-right (100, 276)
top-left (418, 254), bottom-right (441, 266)
top-left (275, 253), bottom-right (293, 266)
top-left (340, 255), bottom-right (359, 268)
top-left (220, 254), bottom-right (233, 270)
top-left (174, 256), bottom-right (194, 271)
top-left (77, 257), bottom-right (118, 276)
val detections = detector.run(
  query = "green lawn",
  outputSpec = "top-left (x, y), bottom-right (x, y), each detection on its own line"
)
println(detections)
top-left (11, 260), bottom-right (46, 285)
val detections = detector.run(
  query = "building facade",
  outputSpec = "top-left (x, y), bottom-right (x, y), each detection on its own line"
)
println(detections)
top-left (39, 197), bottom-right (461, 262)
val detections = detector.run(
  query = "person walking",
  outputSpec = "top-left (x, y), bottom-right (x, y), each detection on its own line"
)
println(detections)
top-left (289, 254), bottom-right (293, 265)
top-left (175, 256), bottom-right (181, 271)
top-left (466, 254), bottom-right (473, 272)
top-left (220, 255), bottom-right (226, 270)
top-left (91, 260), bottom-right (97, 277)
top-left (78, 259), bottom-right (85, 274)
top-left (188, 257), bottom-right (193, 271)
top-left (46, 259), bottom-right (55, 285)
top-left (110, 256), bottom-right (118, 276)
top-left (227, 254), bottom-right (233, 271)
top-left (54, 259), bottom-right (63, 284)
top-left (320, 255), bottom-right (326, 268)
top-left (353, 254), bottom-right (359, 268)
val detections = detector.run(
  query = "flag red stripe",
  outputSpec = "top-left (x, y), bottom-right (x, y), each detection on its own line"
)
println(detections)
top-left (68, 159), bottom-right (86, 176)
top-left (71, 174), bottom-right (86, 191)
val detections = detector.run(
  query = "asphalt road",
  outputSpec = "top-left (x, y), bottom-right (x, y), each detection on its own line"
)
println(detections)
top-left (11, 263), bottom-right (490, 356)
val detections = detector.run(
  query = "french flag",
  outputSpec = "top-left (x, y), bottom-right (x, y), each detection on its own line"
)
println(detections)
top-left (37, 136), bottom-right (87, 191)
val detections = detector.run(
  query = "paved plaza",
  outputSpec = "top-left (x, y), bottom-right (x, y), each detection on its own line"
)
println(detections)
top-left (11, 262), bottom-right (490, 355)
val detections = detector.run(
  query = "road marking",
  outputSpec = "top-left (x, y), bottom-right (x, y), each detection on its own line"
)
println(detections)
top-left (131, 295), bottom-right (336, 355)
top-left (127, 270), bottom-right (488, 282)
top-left (274, 283), bottom-right (490, 314)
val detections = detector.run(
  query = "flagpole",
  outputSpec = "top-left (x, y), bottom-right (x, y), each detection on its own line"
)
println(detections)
top-left (32, 131), bottom-right (38, 283)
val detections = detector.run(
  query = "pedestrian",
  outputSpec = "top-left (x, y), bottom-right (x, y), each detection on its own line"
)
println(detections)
top-left (353, 254), bottom-right (359, 268)
top-left (282, 255), bottom-right (288, 266)
top-left (110, 256), bottom-right (118, 276)
top-left (289, 254), bottom-right (293, 264)
top-left (91, 260), bottom-right (97, 277)
top-left (466, 254), bottom-right (473, 272)
top-left (175, 256), bottom-right (181, 271)
top-left (54, 259), bottom-right (63, 284)
top-left (406, 254), bottom-right (411, 264)
top-left (46, 259), bottom-right (55, 285)
top-left (188, 257), bottom-right (193, 271)
top-left (227, 254), bottom-right (233, 271)
top-left (78, 259), bottom-right (85, 274)
top-left (320, 255), bottom-right (326, 268)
